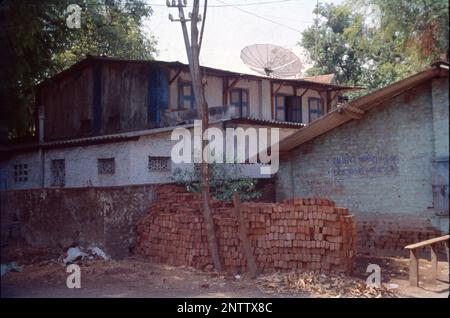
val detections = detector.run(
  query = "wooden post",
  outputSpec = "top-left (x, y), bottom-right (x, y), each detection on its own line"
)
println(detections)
top-left (409, 249), bottom-right (419, 287)
top-left (445, 241), bottom-right (449, 263)
top-left (232, 192), bottom-right (258, 278)
top-left (430, 245), bottom-right (438, 281)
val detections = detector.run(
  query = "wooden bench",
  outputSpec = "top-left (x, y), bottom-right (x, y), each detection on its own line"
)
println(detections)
top-left (404, 234), bottom-right (449, 287)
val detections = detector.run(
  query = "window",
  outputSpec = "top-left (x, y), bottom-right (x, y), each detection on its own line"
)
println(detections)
top-left (51, 159), bottom-right (65, 186)
top-left (230, 89), bottom-right (249, 117)
top-left (98, 158), bottom-right (115, 175)
top-left (275, 94), bottom-right (286, 121)
top-left (286, 96), bottom-right (302, 123)
top-left (148, 156), bottom-right (171, 172)
top-left (13, 164), bottom-right (28, 183)
top-left (178, 81), bottom-right (194, 109)
top-left (308, 97), bottom-right (324, 122)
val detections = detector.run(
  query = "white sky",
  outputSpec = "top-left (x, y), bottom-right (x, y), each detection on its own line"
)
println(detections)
top-left (142, 0), bottom-right (342, 76)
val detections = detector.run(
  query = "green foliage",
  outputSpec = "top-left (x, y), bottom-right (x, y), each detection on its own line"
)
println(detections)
top-left (300, 0), bottom-right (449, 98)
top-left (171, 164), bottom-right (262, 203)
top-left (0, 0), bottom-right (157, 140)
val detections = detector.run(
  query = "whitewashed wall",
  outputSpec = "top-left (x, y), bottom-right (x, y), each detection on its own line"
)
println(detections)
top-left (2, 122), bottom-right (286, 190)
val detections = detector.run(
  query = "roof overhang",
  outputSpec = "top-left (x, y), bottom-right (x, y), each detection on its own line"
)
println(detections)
top-left (278, 62), bottom-right (449, 152)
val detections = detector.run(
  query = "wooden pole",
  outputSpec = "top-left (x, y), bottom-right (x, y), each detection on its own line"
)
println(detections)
top-left (232, 192), bottom-right (258, 278)
top-left (168, 0), bottom-right (222, 272)
top-left (190, 0), bottom-right (222, 271)
top-left (430, 245), bottom-right (438, 281)
top-left (409, 249), bottom-right (419, 287)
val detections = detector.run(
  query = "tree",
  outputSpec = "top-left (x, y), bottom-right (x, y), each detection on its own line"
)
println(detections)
top-left (0, 0), bottom-right (157, 141)
top-left (300, 0), bottom-right (449, 96)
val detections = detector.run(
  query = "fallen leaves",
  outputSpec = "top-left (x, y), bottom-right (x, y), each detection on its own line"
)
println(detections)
top-left (257, 271), bottom-right (398, 298)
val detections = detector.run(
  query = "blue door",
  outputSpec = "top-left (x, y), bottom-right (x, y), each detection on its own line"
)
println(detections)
top-left (148, 68), bottom-right (169, 124)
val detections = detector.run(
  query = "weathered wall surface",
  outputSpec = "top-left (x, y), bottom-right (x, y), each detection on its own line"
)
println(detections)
top-left (276, 80), bottom-right (449, 256)
top-left (2, 122), bottom-right (279, 190)
top-left (0, 185), bottom-right (157, 258)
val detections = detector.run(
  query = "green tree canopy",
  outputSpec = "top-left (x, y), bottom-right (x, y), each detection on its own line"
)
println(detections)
top-left (0, 0), bottom-right (157, 140)
top-left (300, 0), bottom-right (449, 96)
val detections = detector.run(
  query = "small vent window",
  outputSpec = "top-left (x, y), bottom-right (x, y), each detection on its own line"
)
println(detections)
top-left (148, 156), bottom-right (170, 172)
top-left (51, 159), bottom-right (65, 187)
top-left (98, 158), bottom-right (115, 175)
top-left (13, 164), bottom-right (28, 183)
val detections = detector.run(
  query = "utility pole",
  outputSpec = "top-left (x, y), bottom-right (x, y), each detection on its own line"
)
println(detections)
top-left (167, 0), bottom-right (222, 271)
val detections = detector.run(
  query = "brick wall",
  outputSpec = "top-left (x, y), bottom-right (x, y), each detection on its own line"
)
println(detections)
top-left (136, 185), bottom-right (357, 274)
top-left (276, 79), bottom-right (449, 257)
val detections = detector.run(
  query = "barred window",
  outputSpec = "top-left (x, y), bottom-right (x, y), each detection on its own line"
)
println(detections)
top-left (98, 158), bottom-right (115, 175)
top-left (13, 164), bottom-right (28, 183)
top-left (51, 159), bottom-right (65, 186)
top-left (148, 156), bottom-right (170, 172)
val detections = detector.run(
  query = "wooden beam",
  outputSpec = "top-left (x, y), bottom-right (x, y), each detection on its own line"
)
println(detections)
top-left (223, 77), bottom-right (240, 105)
top-left (169, 68), bottom-right (183, 85)
top-left (409, 249), bottom-right (419, 287)
top-left (273, 82), bottom-right (285, 96)
top-left (298, 88), bottom-right (309, 98)
top-left (270, 82), bottom-right (275, 119)
top-left (232, 192), bottom-right (258, 278)
top-left (405, 235), bottom-right (450, 250)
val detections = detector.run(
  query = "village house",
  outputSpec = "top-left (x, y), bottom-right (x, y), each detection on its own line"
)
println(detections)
top-left (0, 58), bottom-right (447, 260)
top-left (276, 61), bottom-right (449, 255)
top-left (0, 55), bottom-right (353, 190)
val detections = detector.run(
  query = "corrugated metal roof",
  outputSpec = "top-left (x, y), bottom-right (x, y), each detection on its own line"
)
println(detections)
top-left (38, 56), bottom-right (358, 92)
top-left (301, 74), bottom-right (335, 85)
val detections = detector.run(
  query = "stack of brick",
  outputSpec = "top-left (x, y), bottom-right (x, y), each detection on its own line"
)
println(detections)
top-left (357, 217), bottom-right (442, 256)
top-left (137, 185), bottom-right (357, 274)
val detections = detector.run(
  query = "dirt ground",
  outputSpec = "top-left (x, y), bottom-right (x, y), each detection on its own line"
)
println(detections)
top-left (1, 245), bottom-right (448, 298)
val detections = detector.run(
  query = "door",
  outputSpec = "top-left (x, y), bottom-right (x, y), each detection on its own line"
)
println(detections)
top-left (148, 67), bottom-right (169, 124)
top-left (286, 96), bottom-right (302, 123)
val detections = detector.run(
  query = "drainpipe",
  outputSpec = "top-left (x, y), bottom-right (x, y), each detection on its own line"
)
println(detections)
top-left (38, 107), bottom-right (45, 188)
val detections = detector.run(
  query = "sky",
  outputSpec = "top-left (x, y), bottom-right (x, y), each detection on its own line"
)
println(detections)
top-left (142, 0), bottom-right (342, 76)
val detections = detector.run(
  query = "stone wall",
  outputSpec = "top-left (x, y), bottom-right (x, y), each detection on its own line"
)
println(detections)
top-left (0, 185), bottom-right (157, 259)
top-left (137, 185), bottom-right (357, 274)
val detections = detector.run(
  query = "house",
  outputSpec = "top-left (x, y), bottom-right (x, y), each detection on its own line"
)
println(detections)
top-left (276, 61), bottom-right (449, 255)
top-left (0, 56), bottom-right (354, 190)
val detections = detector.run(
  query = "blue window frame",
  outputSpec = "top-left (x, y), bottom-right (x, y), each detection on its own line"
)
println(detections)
top-left (308, 97), bottom-right (324, 122)
top-left (178, 80), bottom-right (195, 109)
top-left (230, 88), bottom-right (249, 117)
top-left (275, 94), bottom-right (287, 121)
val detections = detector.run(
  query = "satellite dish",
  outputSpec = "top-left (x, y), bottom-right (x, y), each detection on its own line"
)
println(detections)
top-left (240, 44), bottom-right (302, 78)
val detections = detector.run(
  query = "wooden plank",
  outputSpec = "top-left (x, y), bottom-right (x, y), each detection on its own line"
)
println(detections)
top-left (445, 241), bottom-right (449, 263)
top-left (232, 192), bottom-right (258, 278)
top-left (430, 245), bottom-right (438, 281)
top-left (405, 235), bottom-right (450, 250)
top-left (409, 249), bottom-right (419, 287)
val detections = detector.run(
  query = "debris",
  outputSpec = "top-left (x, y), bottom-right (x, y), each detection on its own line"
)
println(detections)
top-left (257, 271), bottom-right (398, 298)
top-left (234, 274), bottom-right (241, 280)
top-left (1, 262), bottom-right (23, 276)
top-left (63, 247), bottom-right (88, 265)
top-left (201, 283), bottom-right (210, 288)
top-left (387, 283), bottom-right (399, 290)
top-left (88, 246), bottom-right (110, 260)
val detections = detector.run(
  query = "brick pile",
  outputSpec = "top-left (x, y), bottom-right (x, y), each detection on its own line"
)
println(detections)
top-left (137, 185), bottom-right (357, 274)
top-left (357, 217), bottom-right (443, 256)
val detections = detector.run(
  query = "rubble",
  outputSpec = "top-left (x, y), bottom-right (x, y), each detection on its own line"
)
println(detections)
top-left (257, 271), bottom-right (398, 298)
top-left (1, 262), bottom-right (23, 277)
